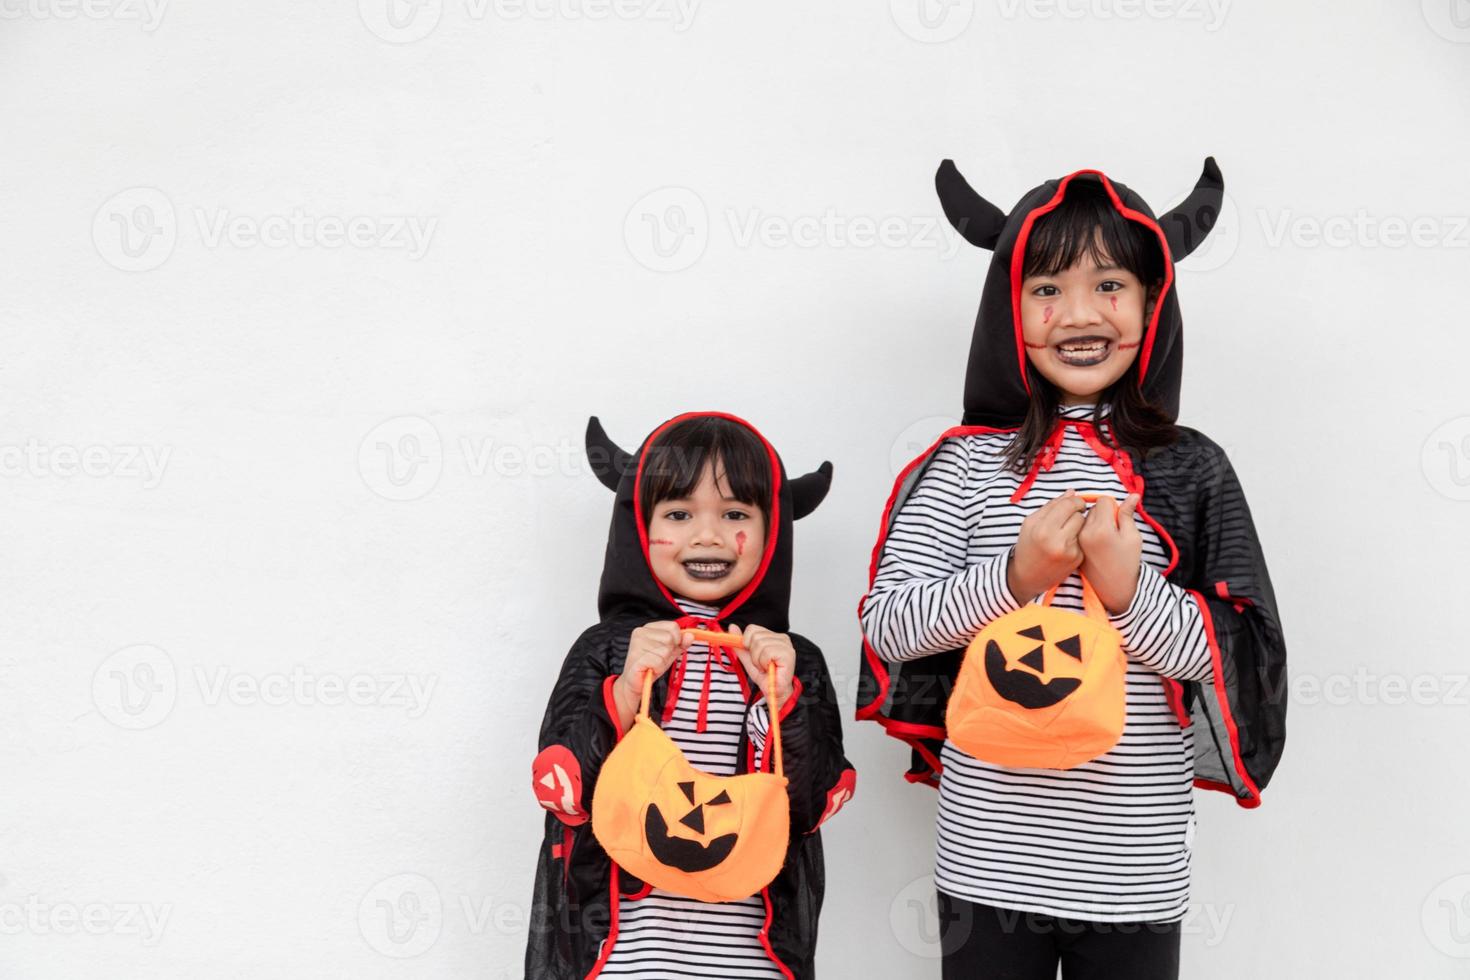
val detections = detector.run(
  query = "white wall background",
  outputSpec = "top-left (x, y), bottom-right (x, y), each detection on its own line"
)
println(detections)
top-left (3, 1), bottom-right (1469, 977)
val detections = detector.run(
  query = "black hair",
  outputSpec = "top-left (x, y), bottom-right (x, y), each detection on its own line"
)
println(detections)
top-left (1003, 177), bottom-right (1179, 472)
top-left (638, 417), bottom-right (772, 526)
top-left (1020, 177), bottom-right (1167, 283)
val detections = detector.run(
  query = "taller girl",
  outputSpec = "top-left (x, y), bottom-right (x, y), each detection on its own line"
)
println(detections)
top-left (857, 159), bottom-right (1287, 979)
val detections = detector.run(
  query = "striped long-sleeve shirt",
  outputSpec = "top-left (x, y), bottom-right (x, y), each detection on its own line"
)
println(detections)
top-left (599, 597), bottom-right (783, 978)
top-left (860, 402), bottom-right (1214, 922)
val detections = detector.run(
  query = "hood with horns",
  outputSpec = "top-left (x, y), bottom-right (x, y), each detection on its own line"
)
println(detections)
top-left (936, 157), bottom-right (1225, 427)
top-left (585, 412), bottom-right (832, 633)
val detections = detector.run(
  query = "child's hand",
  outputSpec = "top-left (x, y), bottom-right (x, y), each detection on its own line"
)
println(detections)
top-left (614, 622), bottom-right (692, 728)
top-left (1007, 489), bottom-right (1087, 604)
top-left (728, 624), bottom-right (795, 705)
top-left (1077, 493), bottom-right (1143, 615)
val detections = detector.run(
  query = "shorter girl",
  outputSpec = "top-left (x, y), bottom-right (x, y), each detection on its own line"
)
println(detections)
top-left (526, 412), bottom-right (856, 980)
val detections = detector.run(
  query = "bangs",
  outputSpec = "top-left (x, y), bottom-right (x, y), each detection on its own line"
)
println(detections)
top-left (638, 417), bottom-right (772, 524)
top-left (1021, 177), bottom-right (1166, 285)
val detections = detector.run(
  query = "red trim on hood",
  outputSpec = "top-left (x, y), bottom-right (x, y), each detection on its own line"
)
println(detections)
top-left (632, 411), bottom-right (783, 624)
top-left (1187, 587), bottom-right (1263, 808)
top-left (1007, 169), bottom-right (1177, 394)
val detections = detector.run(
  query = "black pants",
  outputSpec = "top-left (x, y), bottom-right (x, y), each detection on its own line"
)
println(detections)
top-left (938, 891), bottom-right (1181, 980)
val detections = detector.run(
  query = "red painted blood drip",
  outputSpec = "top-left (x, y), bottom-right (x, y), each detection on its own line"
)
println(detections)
top-left (1110, 296), bottom-right (1118, 311)
top-left (735, 530), bottom-right (747, 556)
top-left (1043, 306), bottom-right (1053, 324)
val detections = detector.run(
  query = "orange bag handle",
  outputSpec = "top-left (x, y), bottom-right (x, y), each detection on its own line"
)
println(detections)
top-left (682, 628), bottom-right (739, 646)
top-left (1075, 492), bottom-right (1124, 528)
top-left (1041, 573), bottom-right (1111, 621)
top-left (637, 629), bottom-right (784, 778)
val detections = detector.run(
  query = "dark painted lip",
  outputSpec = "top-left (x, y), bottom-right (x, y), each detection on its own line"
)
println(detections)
top-left (1053, 338), bottom-right (1114, 367)
top-left (681, 559), bottom-right (734, 581)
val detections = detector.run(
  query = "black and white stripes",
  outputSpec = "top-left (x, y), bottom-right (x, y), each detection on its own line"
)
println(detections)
top-left (860, 403), bottom-right (1214, 922)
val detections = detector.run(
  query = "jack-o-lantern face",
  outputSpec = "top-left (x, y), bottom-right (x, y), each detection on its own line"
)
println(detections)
top-left (644, 780), bottom-right (737, 872)
top-left (947, 576), bottom-right (1129, 770)
top-left (983, 622), bottom-right (1087, 709)
top-left (593, 714), bottom-right (789, 903)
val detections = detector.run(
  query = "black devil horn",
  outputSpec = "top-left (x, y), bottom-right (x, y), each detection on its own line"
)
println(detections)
top-left (1159, 156), bottom-right (1224, 263)
top-left (789, 461), bottom-right (833, 520)
top-left (585, 416), bottom-right (633, 492)
top-left (935, 159), bottom-right (1008, 251)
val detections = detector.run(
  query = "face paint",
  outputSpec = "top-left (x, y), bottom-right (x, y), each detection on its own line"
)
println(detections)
top-left (1109, 295), bottom-right (1118, 312)
top-left (649, 538), bottom-right (676, 546)
top-left (1043, 305), bottom-right (1053, 324)
top-left (735, 530), bottom-right (747, 557)
top-left (1117, 341), bottom-right (1142, 349)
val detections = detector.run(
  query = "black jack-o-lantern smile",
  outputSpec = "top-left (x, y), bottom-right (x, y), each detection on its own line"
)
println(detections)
top-left (983, 623), bottom-right (1086, 709)
top-left (643, 779), bottom-right (738, 873)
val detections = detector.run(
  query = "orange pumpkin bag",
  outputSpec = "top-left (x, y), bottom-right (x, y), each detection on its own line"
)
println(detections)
top-left (947, 572), bottom-right (1127, 770)
top-left (592, 636), bottom-right (790, 903)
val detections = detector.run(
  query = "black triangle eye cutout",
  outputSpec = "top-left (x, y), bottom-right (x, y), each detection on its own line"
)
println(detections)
top-left (1056, 635), bottom-right (1083, 661)
top-left (1018, 646), bottom-right (1046, 672)
top-left (1018, 625), bottom-right (1046, 641)
top-left (678, 780), bottom-right (696, 803)
top-left (679, 805), bottom-right (705, 835)
top-left (706, 789), bottom-right (732, 806)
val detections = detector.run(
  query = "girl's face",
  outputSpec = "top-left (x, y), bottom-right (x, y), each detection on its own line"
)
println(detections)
top-left (1019, 243), bottom-right (1154, 405)
top-left (646, 459), bottom-right (767, 605)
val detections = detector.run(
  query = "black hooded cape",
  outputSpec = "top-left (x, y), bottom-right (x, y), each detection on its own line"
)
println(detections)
top-left (854, 159), bottom-right (1287, 808)
top-left (526, 411), bottom-right (855, 980)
